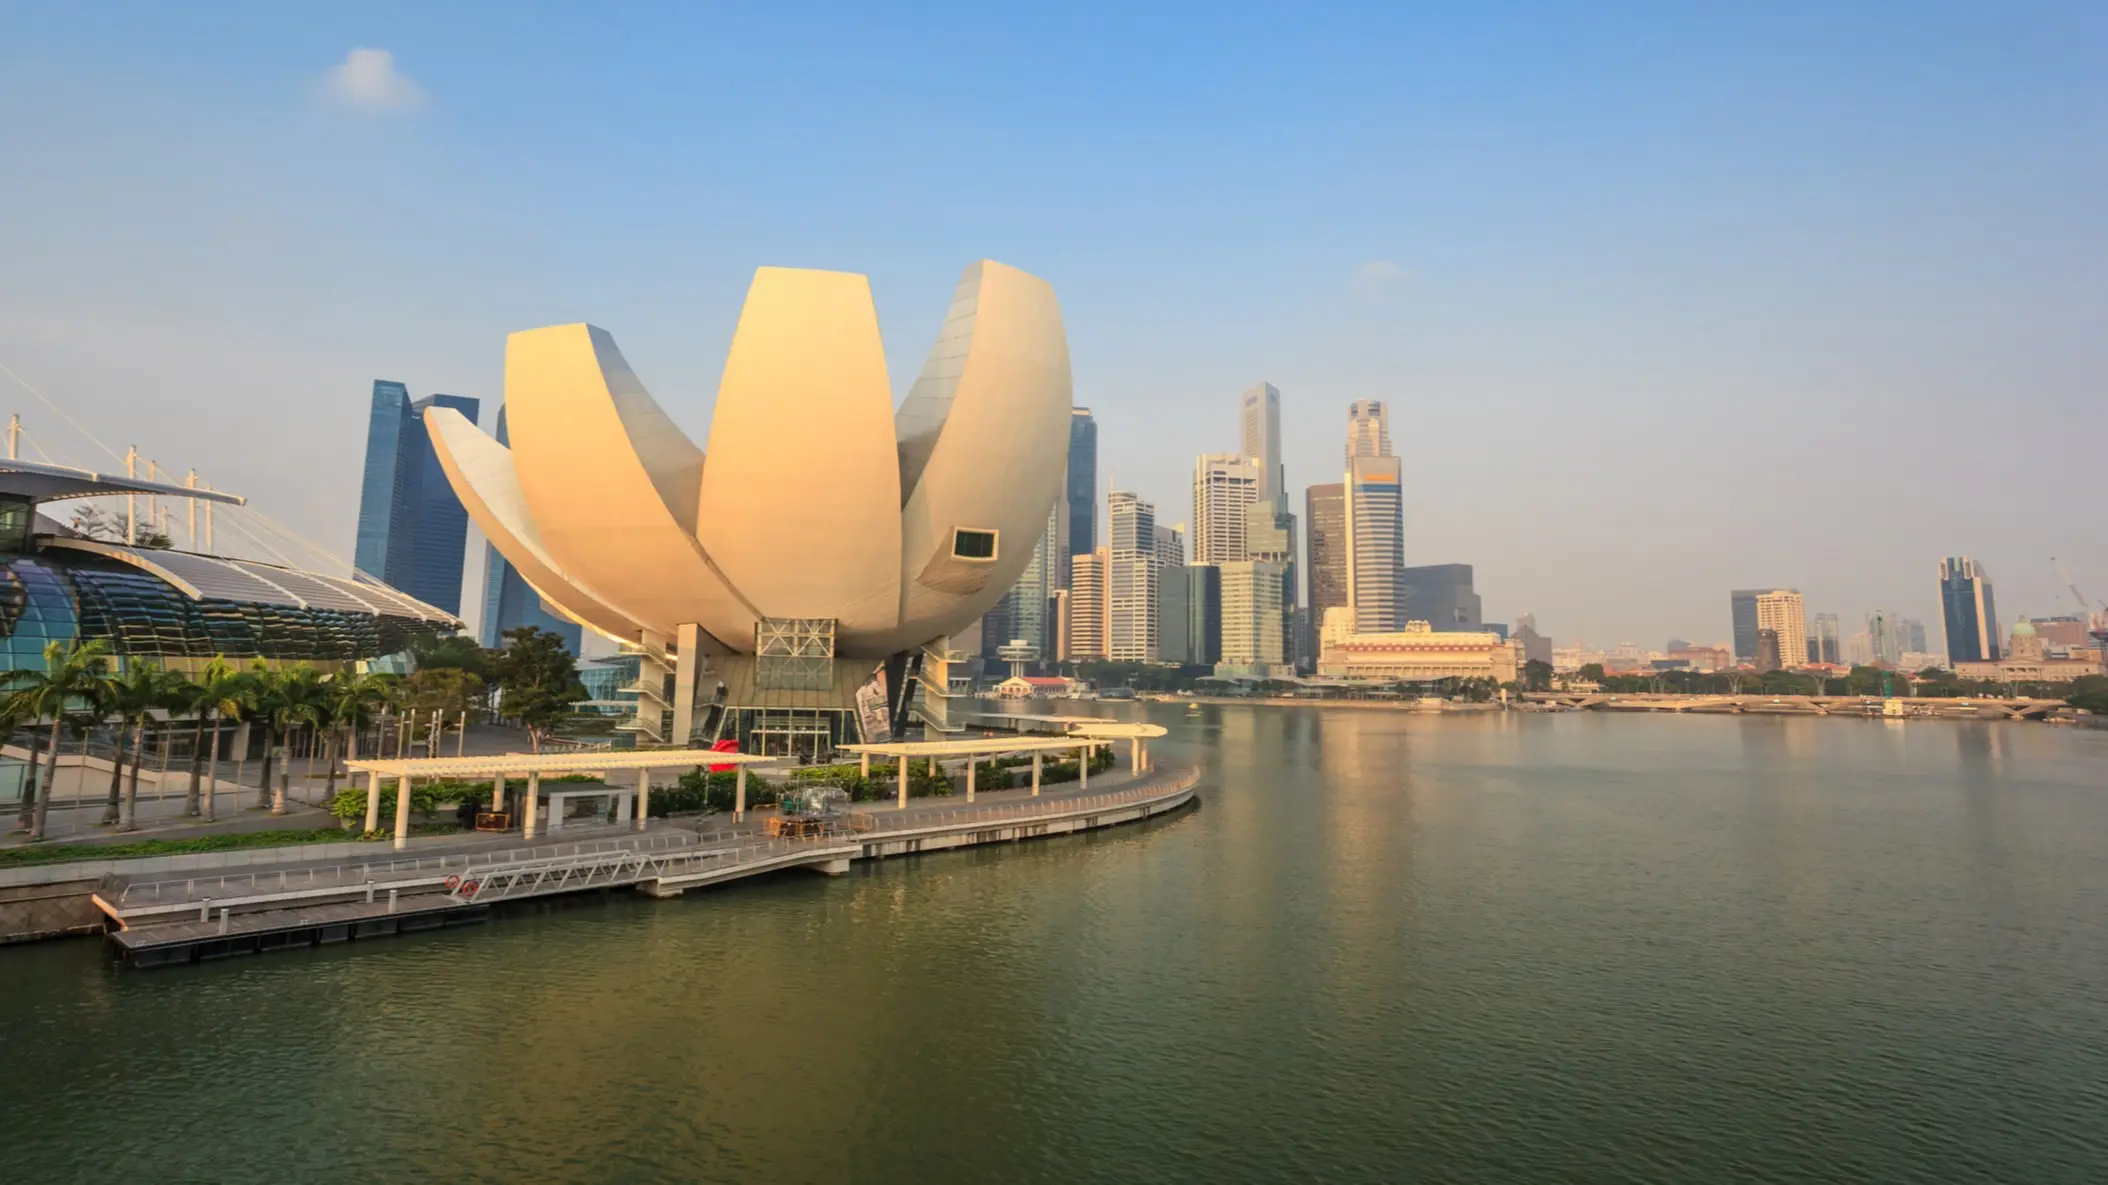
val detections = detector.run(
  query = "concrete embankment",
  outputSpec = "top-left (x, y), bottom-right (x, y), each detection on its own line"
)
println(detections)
top-left (21, 766), bottom-right (1201, 965)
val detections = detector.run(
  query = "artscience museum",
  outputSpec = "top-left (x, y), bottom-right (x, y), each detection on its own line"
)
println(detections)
top-left (428, 259), bottom-right (1073, 755)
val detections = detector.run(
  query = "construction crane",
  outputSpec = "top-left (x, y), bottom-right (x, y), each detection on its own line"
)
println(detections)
top-left (2050, 557), bottom-right (2108, 646)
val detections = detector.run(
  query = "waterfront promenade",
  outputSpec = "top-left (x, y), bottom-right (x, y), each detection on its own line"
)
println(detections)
top-left (81, 763), bottom-right (1201, 966)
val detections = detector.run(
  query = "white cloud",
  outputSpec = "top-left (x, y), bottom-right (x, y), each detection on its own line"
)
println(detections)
top-left (1355, 260), bottom-right (1404, 284)
top-left (323, 48), bottom-right (423, 112)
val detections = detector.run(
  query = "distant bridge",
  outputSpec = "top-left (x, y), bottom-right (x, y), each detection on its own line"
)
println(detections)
top-left (1522, 692), bottom-right (2070, 720)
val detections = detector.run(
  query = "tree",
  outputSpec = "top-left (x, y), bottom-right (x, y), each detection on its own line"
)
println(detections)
top-left (3, 640), bottom-right (112, 841)
top-left (323, 671), bottom-right (393, 798)
top-left (246, 664), bottom-right (287, 811)
top-left (2065, 675), bottom-right (2108, 715)
top-left (1521, 659), bottom-right (1553, 692)
top-left (267, 666), bottom-right (329, 813)
top-left (409, 633), bottom-right (493, 681)
top-left (490, 627), bottom-right (586, 752)
top-left (106, 662), bottom-right (182, 831)
top-left (183, 658), bottom-right (247, 822)
top-left (67, 505), bottom-right (121, 541)
top-left (403, 667), bottom-right (485, 723)
top-left (1576, 663), bottom-right (1607, 685)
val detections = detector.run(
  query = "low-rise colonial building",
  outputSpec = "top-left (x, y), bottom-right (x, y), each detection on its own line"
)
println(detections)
top-left (1316, 608), bottom-right (1522, 684)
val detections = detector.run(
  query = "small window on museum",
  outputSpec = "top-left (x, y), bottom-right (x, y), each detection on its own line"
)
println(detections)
top-left (0, 500), bottom-right (30, 553)
top-left (952, 528), bottom-right (997, 560)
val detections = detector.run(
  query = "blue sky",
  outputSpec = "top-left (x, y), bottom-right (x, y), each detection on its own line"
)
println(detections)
top-left (2, 2), bottom-right (2103, 646)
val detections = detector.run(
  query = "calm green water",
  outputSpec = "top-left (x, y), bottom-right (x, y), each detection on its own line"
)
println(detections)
top-left (5, 709), bottom-right (2106, 1184)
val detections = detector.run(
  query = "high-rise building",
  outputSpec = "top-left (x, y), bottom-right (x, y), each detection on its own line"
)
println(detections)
top-left (1066, 408), bottom-right (1097, 568)
top-left (1346, 399), bottom-right (1390, 460)
top-left (1402, 564), bottom-right (1480, 628)
top-left (1068, 548), bottom-right (1109, 661)
top-left (1904, 618), bottom-right (1929, 655)
top-left (1240, 382), bottom-right (1284, 505)
top-left (478, 405), bottom-right (583, 653)
top-left (1729, 590), bottom-right (1768, 664)
top-left (1159, 565), bottom-right (1222, 666)
top-left (1756, 628), bottom-right (1783, 672)
top-left (982, 502), bottom-right (1060, 660)
top-left (1246, 499), bottom-right (1298, 660)
top-left (354, 380), bottom-right (479, 614)
top-left (1194, 453), bottom-right (1260, 564)
top-left (1218, 560), bottom-right (1287, 674)
top-left (1154, 523), bottom-right (1185, 571)
top-left (1939, 556), bottom-right (2001, 663)
top-left (1305, 483), bottom-right (1348, 659)
top-left (1754, 590), bottom-right (1807, 670)
top-left (1108, 491), bottom-right (1158, 662)
top-left (1344, 455), bottom-right (1404, 632)
top-left (1808, 612), bottom-right (1841, 665)
top-left (1514, 614), bottom-right (1553, 666)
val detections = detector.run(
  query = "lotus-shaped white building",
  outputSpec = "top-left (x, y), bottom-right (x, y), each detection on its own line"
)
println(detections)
top-left (424, 260), bottom-right (1071, 750)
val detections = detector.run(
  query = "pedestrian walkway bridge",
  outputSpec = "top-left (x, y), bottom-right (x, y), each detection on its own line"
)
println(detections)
top-left (93, 766), bottom-right (1201, 967)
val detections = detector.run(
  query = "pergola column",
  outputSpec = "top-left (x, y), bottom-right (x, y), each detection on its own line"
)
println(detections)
top-left (392, 774), bottom-right (413, 851)
top-left (1130, 737), bottom-right (1140, 771)
top-left (966, 757), bottom-right (976, 802)
top-left (1079, 744), bottom-right (1089, 788)
top-left (635, 767), bottom-right (650, 832)
top-left (735, 765), bottom-right (747, 822)
top-left (897, 757), bottom-right (908, 810)
top-left (860, 752), bottom-right (870, 779)
top-left (491, 774), bottom-right (506, 813)
top-left (1031, 752), bottom-right (1042, 796)
top-left (523, 772), bottom-right (540, 839)
top-left (363, 770), bottom-right (381, 833)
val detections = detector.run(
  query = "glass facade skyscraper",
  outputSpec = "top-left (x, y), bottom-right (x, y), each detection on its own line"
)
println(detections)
top-left (1066, 408), bottom-right (1097, 566)
top-left (1939, 557), bottom-right (2001, 663)
top-left (478, 406), bottom-right (583, 654)
top-left (354, 380), bottom-right (478, 616)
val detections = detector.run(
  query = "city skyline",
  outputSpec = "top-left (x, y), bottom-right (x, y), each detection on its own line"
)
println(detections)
top-left (5, 6), bottom-right (2104, 645)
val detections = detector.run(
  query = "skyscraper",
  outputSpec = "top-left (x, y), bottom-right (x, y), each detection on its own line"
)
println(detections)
top-left (1193, 453), bottom-right (1260, 564)
top-left (1755, 590), bottom-right (1807, 670)
top-left (1939, 556), bottom-right (2001, 663)
top-left (982, 502), bottom-right (1059, 660)
top-left (1402, 564), bottom-right (1480, 628)
top-left (1219, 560), bottom-right (1287, 673)
top-left (478, 405), bottom-right (583, 653)
top-left (1346, 400), bottom-right (1389, 460)
top-left (1068, 548), bottom-right (1109, 661)
top-left (1108, 491), bottom-right (1158, 661)
top-left (1809, 612), bottom-right (1841, 665)
top-left (1065, 408), bottom-right (1097, 570)
top-left (354, 380), bottom-right (478, 614)
top-left (1729, 589), bottom-right (1769, 663)
top-left (1344, 454), bottom-right (1404, 632)
top-left (1240, 382), bottom-right (1284, 505)
top-left (1305, 483), bottom-right (1347, 659)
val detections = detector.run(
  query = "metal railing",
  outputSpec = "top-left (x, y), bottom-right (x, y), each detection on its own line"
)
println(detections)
top-left (106, 828), bottom-right (706, 909)
top-left (855, 767), bottom-right (1199, 834)
top-left (456, 831), bottom-right (860, 904)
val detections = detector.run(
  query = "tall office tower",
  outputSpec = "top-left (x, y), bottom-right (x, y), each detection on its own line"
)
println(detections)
top-left (355, 380), bottom-right (479, 614)
top-left (1194, 453), bottom-right (1260, 563)
top-left (1402, 564), bottom-right (1481, 627)
top-left (1346, 400), bottom-right (1391, 460)
top-left (1048, 588), bottom-right (1071, 661)
top-left (1904, 618), bottom-right (1928, 654)
top-left (1240, 382), bottom-right (1284, 504)
top-left (1220, 560), bottom-right (1287, 670)
top-left (1160, 565), bottom-right (1223, 666)
top-left (1107, 491), bottom-right (1159, 661)
top-left (1514, 613), bottom-right (1553, 666)
top-left (982, 502), bottom-right (1061, 659)
top-left (1305, 483), bottom-right (1348, 659)
top-left (1843, 631), bottom-right (1876, 667)
top-left (1068, 548), bottom-right (1109, 661)
top-left (1808, 612), bottom-right (1841, 665)
top-left (478, 406), bottom-right (583, 652)
top-left (1939, 556), bottom-right (2001, 663)
top-left (1066, 409), bottom-right (1097, 567)
top-left (1246, 499), bottom-right (1299, 659)
top-left (1155, 523), bottom-right (1185, 571)
top-left (1344, 454), bottom-right (1404, 632)
top-left (1864, 609), bottom-right (1918, 666)
top-left (1754, 590), bottom-right (1807, 670)
top-left (1729, 589), bottom-right (1771, 663)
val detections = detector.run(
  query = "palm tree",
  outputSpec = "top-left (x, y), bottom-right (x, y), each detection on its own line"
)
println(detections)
top-left (186, 658), bottom-right (246, 823)
top-left (248, 663), bottom-right (287, 812)
top-left (323, 671), bottom-right (392, 800)
top-left (275, 668), bottom-right (329, 811)
top-left (107, 662), bottom-right (181, 832)
top-left (0, 692), bottom-right (33, 832)
top-left (4, 640), bottom-right (113, 841)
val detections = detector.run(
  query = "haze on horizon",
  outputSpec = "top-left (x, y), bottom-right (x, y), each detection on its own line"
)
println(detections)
top-left (2, 2), bottom-right (2102, 649)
